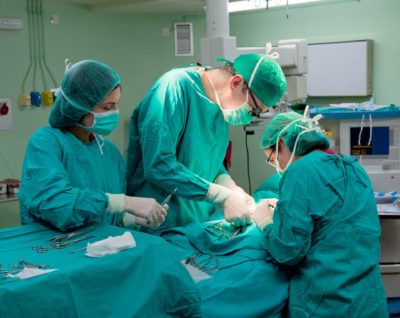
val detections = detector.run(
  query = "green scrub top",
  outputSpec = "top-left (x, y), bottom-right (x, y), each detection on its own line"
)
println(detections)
top-left (126, 68), bottom-right (229, 233)
top-left (263, 151), bottom-right (388, 317)
top-left (19, 127), bottom-right (125, 231)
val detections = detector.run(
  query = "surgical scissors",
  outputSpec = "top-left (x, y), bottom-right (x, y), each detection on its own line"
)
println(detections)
top-left (32, 235), bottom-right (94, 253)
top-left (161, 188), bottom-right (177, 206)
top-left (49, 227), bottom-right (94, 243)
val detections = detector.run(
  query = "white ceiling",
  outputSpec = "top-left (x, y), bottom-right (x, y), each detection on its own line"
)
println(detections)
top-left (51, 0), bottom-right (207, 14)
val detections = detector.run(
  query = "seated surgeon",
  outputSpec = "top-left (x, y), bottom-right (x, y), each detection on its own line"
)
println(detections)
top-left (252, 111), bottom-right (387, 317)
top-left (19, 60), bottom-right (167, 232)
top-left (126, 52), bottom-right (286, 233)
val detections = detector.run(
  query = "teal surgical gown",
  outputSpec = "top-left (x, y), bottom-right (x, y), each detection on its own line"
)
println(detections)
top-left (253, 172), bottom-right (281, 202)
top-left (19, 127), bottom-right (125, 231)
top-left (263, 151), bottom-right (388, 317)
top-left (126, 68), bottom-right (229, 233)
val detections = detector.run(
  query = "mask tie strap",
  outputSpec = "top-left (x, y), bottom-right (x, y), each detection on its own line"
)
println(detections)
top-left (94, 134), bottom-right (104, 156)
top-left (368, 114), bottom-right (372, 145)
top-left (247, 42), bottom-right (280, 90)
top-left (64, 58), bottom-right (72, 72)
top-left (358, 114), bottom-right (365, 146)
top-left (203, 71), bottom-right (221, 107)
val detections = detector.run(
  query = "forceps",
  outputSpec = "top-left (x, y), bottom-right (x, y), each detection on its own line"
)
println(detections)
top-left (161, 188), bottom-right (177, 206)
top-left (49, 227), bottom-right (94, 244)
top-left (32, 235), bottom-right (94, 253)
top-left (8, 260), bottom-right (48, 270)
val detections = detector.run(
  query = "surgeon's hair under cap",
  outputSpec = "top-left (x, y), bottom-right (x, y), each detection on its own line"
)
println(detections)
top-left (233, 53), bottom-right (286, 107)
top-left (260, 112), bottom-right (330, 155)
top-left (49, 60), bottom-right (121, 128)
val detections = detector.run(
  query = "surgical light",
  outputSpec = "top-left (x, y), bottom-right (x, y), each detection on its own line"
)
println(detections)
top-left (228, 0), bottom-right (324, 13)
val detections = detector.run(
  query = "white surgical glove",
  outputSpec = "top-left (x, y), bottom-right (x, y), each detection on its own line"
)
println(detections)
top-left (106, 194), bottom-right (168, 228)
top-left (206, 183), bottom-right (252, 227)
top-left (252, 199), bottom-right (277, 231)
top-left (215, 174), bottom-right (255, 209)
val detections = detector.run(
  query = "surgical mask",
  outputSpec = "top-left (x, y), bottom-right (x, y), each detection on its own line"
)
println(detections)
top-left (204, 72), bottom-right (253, 126)
top-left (274, 107), bottom-right (323, 175)
top-left (82, 110), bottom-right (120, 136)
top-left (220, 93), bottom-right (253, 126)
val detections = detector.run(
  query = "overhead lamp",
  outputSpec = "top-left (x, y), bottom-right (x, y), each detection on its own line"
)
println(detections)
top-left (228, 0), bottom-right (323, 13)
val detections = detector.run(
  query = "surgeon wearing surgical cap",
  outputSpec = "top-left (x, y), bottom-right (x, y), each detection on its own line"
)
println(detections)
top-left (126, 52), bottom-right (286, 233)
top-left (19, 60), bottom-right (167, 231)
top-left (252, 111), bottom-right (388, 317)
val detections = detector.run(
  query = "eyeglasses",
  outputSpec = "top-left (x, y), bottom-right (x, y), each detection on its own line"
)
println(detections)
top-left (244, 82), bottom-right (263, 116)
top-left (265, 145), bottom-right (276, 168)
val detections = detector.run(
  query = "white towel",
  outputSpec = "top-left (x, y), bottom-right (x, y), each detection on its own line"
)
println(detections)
top-left (8, 267), bottom-right (57, 280)
top-left (85, 231), bottom-right (136, 258)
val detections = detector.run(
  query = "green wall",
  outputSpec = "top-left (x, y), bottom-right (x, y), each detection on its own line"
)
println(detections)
top-left (0, 0), bottom-right (205, 227)
top-left (228, 0), bottom-right (400, 193)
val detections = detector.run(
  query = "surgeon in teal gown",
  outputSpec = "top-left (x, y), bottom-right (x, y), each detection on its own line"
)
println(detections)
top-left (126, 53), bottom-right (287, 233)
top-left (252, 111), bottom-right (388, 317)
top-left (20, 60), bottom-right (167, 232)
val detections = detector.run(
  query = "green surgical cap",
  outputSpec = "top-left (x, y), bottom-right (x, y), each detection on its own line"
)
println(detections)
top-left (233, 54), bottom-right (286, 107)
top-left (49, 60), bottom-right (121, 128)
top-left (260, 112), bottom-right (330, 155)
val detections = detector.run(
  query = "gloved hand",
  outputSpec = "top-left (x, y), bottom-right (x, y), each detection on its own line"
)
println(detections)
top-left (206, 183), bottom-right (252, 227)
top-left (215, 174), bottom-right (255, 209)
top-left (106, 194), bottom-right (168, 227)
top-left (124, 196), bottom-right (168, 226)
top-left (121, 211), bottom-right (167, 229)
top-left (252, 199), bottom-right (277, 231)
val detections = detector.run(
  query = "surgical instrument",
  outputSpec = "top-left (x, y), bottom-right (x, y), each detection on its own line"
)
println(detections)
top-left (32, 235), bottom-right (94, 253)
top-left (206, 221), bottom-right (243, 240)
top-left (8, 260), bottom-right (48, 269)
top-left (161, 188), bottom-right (177, 206)
top-left (185, 251), bottom-right (219, 273)
top-left (68, 246), bottom-right (90, 254)
top-left (49, 227), bottom-right (94, 243)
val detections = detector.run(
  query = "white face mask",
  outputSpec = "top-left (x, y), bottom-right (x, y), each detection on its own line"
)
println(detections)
top-left (220, 90), bottom-right (253, 126)
top-left (204, 72), bottom-right (253, 126)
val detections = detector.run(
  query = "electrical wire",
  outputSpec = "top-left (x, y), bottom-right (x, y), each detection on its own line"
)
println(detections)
top-left (286, 0), bottom-right (289, 18)
top-left (21, 0), bottom-right (33, 92)
top-left (39, 0), bottom-right (57, 88)
top-left (36, 0), bottom-right (47, 90)
top-left (31, 0), bottom-right (38, 91)
top-left (245, 131), bottom-right (252, 194)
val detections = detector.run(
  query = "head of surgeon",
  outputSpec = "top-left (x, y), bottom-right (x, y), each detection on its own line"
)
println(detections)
top-left (49, 60), bottom-right (121, 136)
top-left (260, 111), bottom-right (330, 174)
top-left (205, 53), bottom-right (286, 126)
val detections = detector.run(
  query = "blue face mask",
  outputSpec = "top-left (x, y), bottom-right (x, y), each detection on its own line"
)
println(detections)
top-left (84, 109), bottom-right (120, 136)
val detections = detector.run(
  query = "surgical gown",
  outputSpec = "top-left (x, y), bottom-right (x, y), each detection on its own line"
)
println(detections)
top-left (19, 127), bottom-right (125, 231)
top-left (263, 151), bottom-right (388, 317)
top-left (253, 172), bottom-right (281, 202)
top-left (126, 68), bottom-right (229, 233)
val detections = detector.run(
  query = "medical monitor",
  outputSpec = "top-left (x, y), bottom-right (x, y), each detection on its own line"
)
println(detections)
top-left (340, 118), bottom-right (400, 170)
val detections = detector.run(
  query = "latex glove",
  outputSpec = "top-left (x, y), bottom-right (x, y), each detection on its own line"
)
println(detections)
top-left (206, 183), bottom-right (252, 227)
top-left (215, 174), bottom-right (255, 209)
top-left (106, 194), bottom-right (168, 227)
top-left (125, 196), bottom-right (168, 225)
top-left (252, 199), bottom-right (276, 231)
top-left (232, 186), bottom-right (255, 210)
